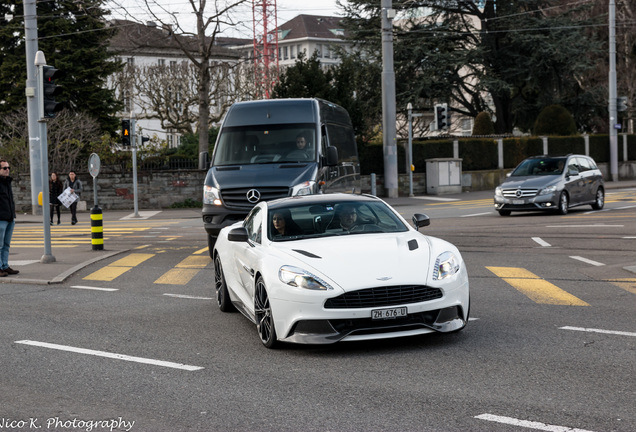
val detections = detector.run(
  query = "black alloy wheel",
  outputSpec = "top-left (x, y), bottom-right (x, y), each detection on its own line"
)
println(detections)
top-left (255, 276), bottom-right (277, 348)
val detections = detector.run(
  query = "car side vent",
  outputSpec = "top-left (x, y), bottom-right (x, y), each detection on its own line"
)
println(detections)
top-left (408, 239), bottom-right (418, 251)
top-left (293, 249), bottom-right (322, 259)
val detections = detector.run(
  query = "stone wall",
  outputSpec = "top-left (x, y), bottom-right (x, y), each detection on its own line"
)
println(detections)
top-left (13, 160), bottom-right (636, 212)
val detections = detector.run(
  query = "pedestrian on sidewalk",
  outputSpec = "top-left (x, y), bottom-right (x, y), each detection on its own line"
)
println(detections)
top-left (49, 172), bottom-right (62, 225)
top-left (0, 159), bottom-right (19, 277)
top-left (63, 170), bottom-right (82, 225)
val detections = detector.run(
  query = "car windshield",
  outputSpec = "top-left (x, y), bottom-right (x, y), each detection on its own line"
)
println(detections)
top-left (267, 201), bottom-right (409, 241)
top-left (212, 124), bottom-right (317, 166)
top-left (511, 157), bottom-right (567, 176)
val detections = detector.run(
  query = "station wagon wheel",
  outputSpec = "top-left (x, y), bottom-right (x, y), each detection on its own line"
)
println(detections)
top-left (591, 188), bottom-right (605, 210)
top-left (255, 276), bottom-right (277, 348)
top-left (214, 254), bottom-right (234, 312)
top-left (557, 191), bottom-right (569, 215)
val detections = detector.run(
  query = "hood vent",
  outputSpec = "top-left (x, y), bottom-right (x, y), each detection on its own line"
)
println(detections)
top-left (293, 249), bottom-right (322, 259)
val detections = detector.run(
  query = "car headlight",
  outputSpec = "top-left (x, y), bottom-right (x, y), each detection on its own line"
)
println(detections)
top-left (279, 265), bottom-right (333, 290)
top-left (433, 251), bottom-right (460, 281)
top-left (203, 185), bottom-right (222, 205)
top-left (495, 186), bottom-right (502, 197)
top-left (291, 181), bottom-right (315, 196)
top-left (538, 185), bottom-right (557, 196)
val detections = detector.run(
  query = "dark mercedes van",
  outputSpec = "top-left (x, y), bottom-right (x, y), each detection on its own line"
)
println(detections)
top-left (202, 98), bottom-right (361, 252)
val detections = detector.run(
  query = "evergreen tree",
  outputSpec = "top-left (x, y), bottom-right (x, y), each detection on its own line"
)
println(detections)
top-left (340, 0), bottom-right (603, 134)
top-left (0, 0), bottom-right (123, 133)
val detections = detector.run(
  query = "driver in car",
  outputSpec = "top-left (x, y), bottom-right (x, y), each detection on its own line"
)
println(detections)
top-left (335, 204), bottom-right (358, 230)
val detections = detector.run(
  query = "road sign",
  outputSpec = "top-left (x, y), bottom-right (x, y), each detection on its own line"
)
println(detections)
top-left (89, 153), bottom-right (101, 178)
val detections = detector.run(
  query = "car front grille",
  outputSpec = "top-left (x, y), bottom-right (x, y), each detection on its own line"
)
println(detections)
top-left (220, 187), bottom-right (290, 209)
top-left (324, 285), bottom-right (443, 309)
top-left (501, 188), bottom-right (538, 198)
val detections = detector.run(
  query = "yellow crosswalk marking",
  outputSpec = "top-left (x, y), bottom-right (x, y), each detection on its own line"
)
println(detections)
top-left (84, 253), bottom-right (155, 281)
top-left (608, 278), bottom-right (636, 294)
top-left (154, 269), bottom-right (201, 285)
top-left (487, 266), bottom-right (590, 306)
top-left (154, 255), bottom-right (210, 285)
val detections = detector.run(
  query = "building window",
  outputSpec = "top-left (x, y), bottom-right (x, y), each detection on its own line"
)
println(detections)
top-left (127, 57), bottom-right (134, 66)
top-left (290, 45), bottom-right (295, 59)
top-left (324, 45), bottom-right (330, 58)
top-left (283, 46), bottom-right (288, 60)
top-left (158, 58), bottom-right (165, 66)
top-left (315, 45), bottom-right (322, 58)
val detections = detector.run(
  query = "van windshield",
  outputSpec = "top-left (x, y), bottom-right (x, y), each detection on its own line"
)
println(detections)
top-left (213, 124), bottom-right (318, 166)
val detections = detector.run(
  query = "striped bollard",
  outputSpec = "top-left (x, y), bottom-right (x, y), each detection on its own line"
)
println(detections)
top-left (91, 206), bottom-right (104, 250)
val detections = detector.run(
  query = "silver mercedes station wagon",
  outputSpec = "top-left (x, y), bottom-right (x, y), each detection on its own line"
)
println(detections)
top-left (494, 155), bottom-right (605, 216)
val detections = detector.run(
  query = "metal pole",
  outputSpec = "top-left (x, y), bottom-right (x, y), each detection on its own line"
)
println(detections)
top-left (407, 103), bottom-right (414, 197)
top-left (381, 0), bottom-right (398, 198)
top-left (131, 112), bottom-right (139, 217)
top-left (24, 0), bottom-right (42, 214)
top-left (35, 52), bottom-right (55, 263)
top-left (609, 0), bottom-right (618, 181)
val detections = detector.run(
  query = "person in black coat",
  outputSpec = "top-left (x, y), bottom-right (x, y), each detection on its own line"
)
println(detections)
top-left (49, 172), bottom-right (63, 225)
top-left (0, 159), bottom-right (19, 277)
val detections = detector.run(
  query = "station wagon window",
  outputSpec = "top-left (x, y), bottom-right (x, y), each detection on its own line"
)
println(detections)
top-left (575, 157), bottom-right (593, 172)
top-left (244, 207), bottom-right (263, 244)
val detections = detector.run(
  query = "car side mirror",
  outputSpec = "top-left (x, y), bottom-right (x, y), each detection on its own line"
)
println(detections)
top-left (228, 227), bottom-right (249, 242)
top-left (326, 145), bottom-right (338, 166)
top-left (412, 213), bottom-right (430, 230)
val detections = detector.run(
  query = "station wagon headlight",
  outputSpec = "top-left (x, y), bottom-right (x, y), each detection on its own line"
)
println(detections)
top-left (203, 185), bottom-right (221, 205)
top-left (495, 186), bottom-right (503, 197)
top-left (538, 185), bottom-right (557, 196)
top-left (279, 265), bottom-right (333, 290)
top-left (433, 252), bottom-right (460, 281)
top-left (291, 181), bottom-right (315, 196)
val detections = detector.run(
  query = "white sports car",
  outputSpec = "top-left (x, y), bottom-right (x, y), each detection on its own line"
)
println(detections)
top-left (213, 194), bottom-right (469, 348)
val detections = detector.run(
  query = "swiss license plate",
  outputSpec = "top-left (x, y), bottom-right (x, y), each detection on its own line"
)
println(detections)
top-left (512, 199), bottom-right (525, 205)
top-left (372, 307), bottom-right (407, 320)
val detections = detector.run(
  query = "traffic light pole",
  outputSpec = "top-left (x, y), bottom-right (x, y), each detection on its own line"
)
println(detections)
top-left (35, 51), bottom-right (55, 263)
top-left (130, 113), bottom-right (140, 218)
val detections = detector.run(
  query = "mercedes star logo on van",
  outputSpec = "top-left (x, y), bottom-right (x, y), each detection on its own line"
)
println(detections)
top-left (246, 189), bottom-right (261, 203)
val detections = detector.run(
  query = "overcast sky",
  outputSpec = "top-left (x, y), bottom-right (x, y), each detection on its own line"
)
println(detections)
top-left (107, 0), bottom-right (347, 39)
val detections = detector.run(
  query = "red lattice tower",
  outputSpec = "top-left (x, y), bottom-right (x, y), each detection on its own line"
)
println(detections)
top-left (252, 0), bottom-right (279, 99)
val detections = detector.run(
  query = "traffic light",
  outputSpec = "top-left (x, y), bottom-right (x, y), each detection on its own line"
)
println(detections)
top-left (435, 103), bottom-right (448, 130)
top-left (121, 120), bottom-right (131, 146)
top-left (42, 65), bottom-right (63, 118)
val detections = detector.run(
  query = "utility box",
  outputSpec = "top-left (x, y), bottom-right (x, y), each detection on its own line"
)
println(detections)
top-left (426, 158), bottom-right (462, 195)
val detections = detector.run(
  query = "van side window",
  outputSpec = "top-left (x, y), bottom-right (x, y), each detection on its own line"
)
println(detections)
top-left (325, 124), bottom-right (358, 162)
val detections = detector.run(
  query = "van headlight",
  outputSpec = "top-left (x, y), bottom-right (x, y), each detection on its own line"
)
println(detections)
top-left (291, 181), bottom-right (315, 196)
top-left (203, 185), bottom-right (222, 205)
top-left (279, 266), bottom-right (333, 291)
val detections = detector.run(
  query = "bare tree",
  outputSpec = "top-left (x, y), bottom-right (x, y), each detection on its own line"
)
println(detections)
top-left (110, 0), bottom-right (251, 167)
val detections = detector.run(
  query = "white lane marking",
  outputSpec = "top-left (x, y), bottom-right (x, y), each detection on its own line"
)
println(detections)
top-left (9, 260), bottom-right (41, 266)
top-left (468, 317), bottom-right (479, 321)
top-left (616, 205), bottom-right (636, 210)
top-left (546, 224), bottom-right (623, 228)
top-left (70, 285), bottom-right (119, 292)
top-left (163, 293), bottom-right (213, 300)
top-left (412, 196), bottom-right (460, 201)
top-left (460, 212), bottom-right (491, 217)
top-left (475, 413), bottom-right (596, 432)
top-left (559, 326), bottom-right (636, 337)
top-left (15, 340), bottom-right (203, 371)
top-left (532, 237), bottom-right (551, 247)
top-left (120, 211), bottom-right (162, 220)
top-left (570, 256), bottom-right (605, 266)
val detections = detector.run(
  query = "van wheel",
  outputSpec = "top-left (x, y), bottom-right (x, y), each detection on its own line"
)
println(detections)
top-left (207, 234), bottom-right (217, 258)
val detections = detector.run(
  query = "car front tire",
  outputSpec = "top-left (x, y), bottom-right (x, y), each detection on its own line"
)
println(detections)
top-left (591, 188), bottom-right (604, 210)
top-left (214, 254), bottom-right (235, 312)
top-left (207, 234), bottom-right (217, 258)
top-left (557, 191), bottom-right (569, 215)
top-left (255, 276), bottom-right (277, 348)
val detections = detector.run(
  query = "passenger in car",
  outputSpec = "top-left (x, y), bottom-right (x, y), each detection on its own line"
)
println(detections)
top-left (271, 209), bottom-right (303, 237)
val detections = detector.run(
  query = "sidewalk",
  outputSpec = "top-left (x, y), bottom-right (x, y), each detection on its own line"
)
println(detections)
top-left (5, 180), bottom-right (635, 285)
top-left (5, 208), bottom-right (202, 286)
